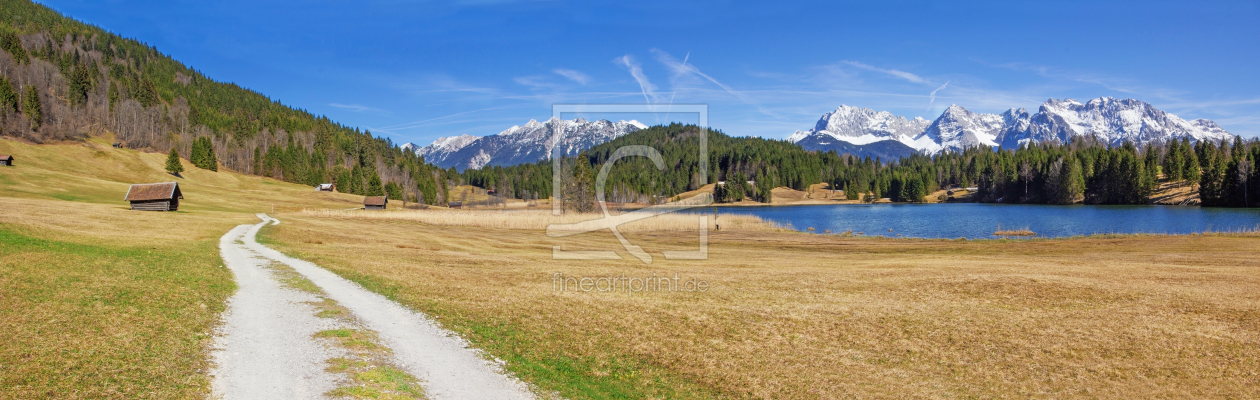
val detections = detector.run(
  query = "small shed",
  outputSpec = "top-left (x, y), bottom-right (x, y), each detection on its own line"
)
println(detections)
top-left (0, 155), bottom-right (12, 166)
top-left (125, 182), bottom-right (183, 211)
top-left (364, 196), bottom-right (388, 210)
top-left (448, 201), bottom-right (463, 209)
top-left (315, 183), bottom-right (335, 192)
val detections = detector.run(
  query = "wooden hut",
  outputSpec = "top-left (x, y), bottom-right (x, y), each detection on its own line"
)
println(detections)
top-left (448, 201), bottom-right (463, 209)
top-left (364, 196), bottom-right (388, 210)
top-left (315, 183), bottom-right (335, 192)
top-left (124, 182), bottom-right (183, 211)
top-left (0, 155), bottom-right (12, 166)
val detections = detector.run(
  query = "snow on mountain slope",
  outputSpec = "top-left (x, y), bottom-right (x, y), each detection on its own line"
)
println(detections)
top-left (791, 97), bottom-right (1236, 158)
top-left (996, 97), bottom-right (1236, 149)
top-left (915, 105), bottom-right (1003, 153)
top-left (411, 118), bottom-right (643, 170)
top-left (790, 105), bottom-right (931, 145)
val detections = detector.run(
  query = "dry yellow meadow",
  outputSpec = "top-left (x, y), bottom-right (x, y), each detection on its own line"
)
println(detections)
top-left (263, 211), bottom-right (1260, 399)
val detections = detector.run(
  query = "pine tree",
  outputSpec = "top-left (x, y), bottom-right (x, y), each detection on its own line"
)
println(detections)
top-left (165, 147), bottom-right (184, 176)
top-left (366, 173), bottom-right (385, 196)
top-left (189, 137), bottom-right (206, 168)
top-left (204, 138), bottom-right (218, 171)
top-left (107, 80), bottom-right (119, 111)
top-left (1183, 139), bottom-right (1201, 188)
top-left (1164, 139), bottom-right (1184, 181)
top-left (0, 77), bottom-right (17, 113)
top-left (1062, 156), bottom-right (1085, 204)
top-left (22, 85), bottom-right (40, 130)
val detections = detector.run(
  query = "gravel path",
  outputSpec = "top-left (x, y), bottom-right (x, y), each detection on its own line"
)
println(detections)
top-left (210, 214), bottom-right (537, 400)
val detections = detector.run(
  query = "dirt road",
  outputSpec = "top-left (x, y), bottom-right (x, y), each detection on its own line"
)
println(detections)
top-left (210, 214), bottom-right (536, 399)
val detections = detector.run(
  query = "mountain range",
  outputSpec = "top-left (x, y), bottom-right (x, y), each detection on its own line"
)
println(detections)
top-left (789, 97), bottom-right (1236, 159)
top-left (405, 117), bottom-right (646, 170)
top-left (411, 97), bottom-right (1236, 170)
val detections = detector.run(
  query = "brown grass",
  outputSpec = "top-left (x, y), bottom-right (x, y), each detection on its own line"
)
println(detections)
top-left (260, 215), bottom-right (1260, 399)
top-left (0, 137), bottom-right (366, 398)
top-left (299, 208), bottom-right (779, 232)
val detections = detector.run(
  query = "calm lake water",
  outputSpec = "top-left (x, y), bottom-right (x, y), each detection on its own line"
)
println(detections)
top-left (707, 204), bottom-right (1260, 239)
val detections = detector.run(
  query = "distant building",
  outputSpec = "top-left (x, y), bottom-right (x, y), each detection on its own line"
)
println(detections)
top-left (448, 201), bottom-right (463, 209)
top-left (364, 196), bottom-right (388, 210)
top-left (111, 143), bottom-right (123, 148)
top-left (125, 182), bottom-right (183, 211)
top-left (0, 155), bottom-right (11, 166)
top-left (315, 183), bottom-right (335, 192)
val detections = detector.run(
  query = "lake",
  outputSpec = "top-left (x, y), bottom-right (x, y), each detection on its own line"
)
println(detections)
top-left (706, 204), bottom-right (1260, 239)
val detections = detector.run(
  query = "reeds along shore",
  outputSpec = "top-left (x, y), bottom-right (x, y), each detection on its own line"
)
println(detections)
top-left (299, 209), bottom-right (780, 232)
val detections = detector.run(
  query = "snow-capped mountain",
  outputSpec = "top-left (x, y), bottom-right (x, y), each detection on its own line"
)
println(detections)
top-left (790, 97), bottom-right (1236, 158)
top-left (996, 97), bottom-right (1235, 149)
top-left (407, 117), bottom-right (646, 170)
top-left (788, 105), bottom-right (931, 147)
top-left (403, 134), bottom-right (477, 164)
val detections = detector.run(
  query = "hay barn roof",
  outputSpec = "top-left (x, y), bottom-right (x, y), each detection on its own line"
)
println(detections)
top-left (0, 155), bottom-right (11, 161)
top-left (125, 182), bottom-right (183, 201)
top-left (364, 196), bottom-right (387, 206)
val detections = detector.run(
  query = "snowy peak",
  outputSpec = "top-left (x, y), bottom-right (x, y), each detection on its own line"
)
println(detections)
top-left (790, 105), bottom-right (932, 146)
top-left (412, 118), bottom-right (644, 170)
top-left (917, 104), bottom-right (1004, 153)
top-left (1007, 97), bottom-right (1235, 148)
top-left (791, 97), bottom-right (1236, 158)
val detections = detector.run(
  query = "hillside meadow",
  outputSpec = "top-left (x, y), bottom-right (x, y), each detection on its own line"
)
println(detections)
top-left (0, 136), bottom-right (361, 398)
top-left (3, 136), bottom-right (1260, 399)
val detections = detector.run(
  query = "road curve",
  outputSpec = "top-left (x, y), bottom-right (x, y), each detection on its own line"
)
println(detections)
top-left (211, 214), bottom-right (537, 400)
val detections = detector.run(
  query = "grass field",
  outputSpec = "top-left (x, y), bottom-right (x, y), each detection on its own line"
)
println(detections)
top-left (0, 136), bottom-right (364, 399)
top-left (5, 136), bottom-right (1260, 399)
top-left (261, 214), bottom-right (1260, 399)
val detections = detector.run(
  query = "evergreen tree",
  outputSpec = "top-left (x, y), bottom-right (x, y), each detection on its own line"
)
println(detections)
top-left (189, 137), bottom-right (218, 171)
top-left (1164, 139), bottom-right (1184, 181)
top-left (0, 76), bottom-right (17, 113)
top-left (22, 85), bottom-right (40, 130)
top-left (1183, 138), bottom-right (1201, 188)
top-left (190, 137), bottom-right (207, 168)
top-left (366, 173), bottom-right (385, 196)
top-left (384, 181), bottom-right (403, 201)
top-left (1062, 156), bottom-right (1085, 204)
top-left (904, 177), bottom-right (926, 202)
top-left (165, 147), bottom-right (184, 176)
top-left (107, 80), bottom-right (119, 111)
top-left (564, 158), bottom-right (596, 212)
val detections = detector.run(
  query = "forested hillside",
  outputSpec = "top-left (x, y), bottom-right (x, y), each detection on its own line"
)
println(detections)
top-left (0, 0), bottom-right (451, 204)
top-left (465, 124), bottom-right (1260, 208)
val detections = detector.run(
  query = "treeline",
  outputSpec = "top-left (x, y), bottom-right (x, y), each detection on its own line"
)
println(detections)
top-left (464, 123), bottom-right (1260, 209)
top-left (0, 0), bottom-right (452, 204)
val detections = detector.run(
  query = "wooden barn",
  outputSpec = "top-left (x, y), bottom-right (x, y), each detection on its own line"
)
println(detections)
top-left (364, 196), bottom-right (388, 210)
top-left (0, 155), bottom-right (12, 166)
top-left (448, 201), bottom-right (463, 209)
top-left (315, 183), bottom-right (335, 192)
top-left (125, 182), bottom-right (183, 211)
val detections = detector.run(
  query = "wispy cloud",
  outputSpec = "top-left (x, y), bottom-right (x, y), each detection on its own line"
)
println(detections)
top-left (927, 81), bottom-right (949, 110)
top-left (844, 61), bottom-right (928, 84)
top-left (328, 103), bottom-right (385, 113)
top-left (513, 75), bottom-right (555, 89)
top-left (652, 49), bottom-right (778, 117)
top-left (614, 55), bottom-right (658, 103)
top-left (552, 68), bottom-right (591, 85)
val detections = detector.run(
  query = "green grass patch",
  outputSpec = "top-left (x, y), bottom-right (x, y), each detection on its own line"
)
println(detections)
top-left (326, 358), bottom-right (426, 400)
top-left (0, 227), bottom-right (234, 399)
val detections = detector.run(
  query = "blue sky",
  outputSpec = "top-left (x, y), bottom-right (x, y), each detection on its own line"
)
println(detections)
top-left (40, 0), bottom-right (1260, 144)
